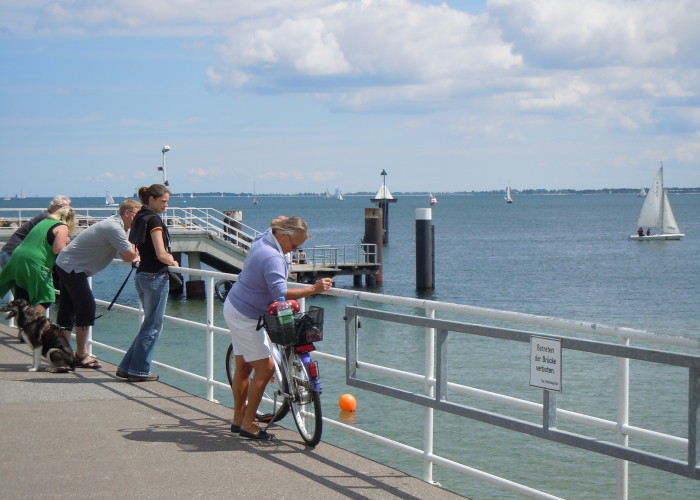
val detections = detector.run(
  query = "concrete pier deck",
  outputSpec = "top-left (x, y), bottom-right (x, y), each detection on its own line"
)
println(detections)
top-left (0, 325), bottom-right (466, 499)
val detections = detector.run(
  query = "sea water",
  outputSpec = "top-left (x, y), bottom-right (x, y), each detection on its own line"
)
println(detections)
top-left (2, 193), bottom-right (698, 499)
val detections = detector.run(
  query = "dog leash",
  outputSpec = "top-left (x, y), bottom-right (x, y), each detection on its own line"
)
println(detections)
top-left (93, 262), bottom-right (137, 320)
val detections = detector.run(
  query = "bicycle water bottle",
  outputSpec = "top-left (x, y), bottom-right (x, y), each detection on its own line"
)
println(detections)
top-left (276, 296), bottom-right (294, 326)
top-left (300, 352), bottom-right (322, 392)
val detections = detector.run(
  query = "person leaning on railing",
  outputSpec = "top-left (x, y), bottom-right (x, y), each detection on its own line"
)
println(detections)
top-left (223, 216), bottom-right (333, 440)
top-left (54, 199), bottom-right (141, 370)
top-left (0, 195), bottom-right (71, 269)
top-left (0, 206), bottom-right (76, 316)
top-left (116, 184), bottom-right (179, 383)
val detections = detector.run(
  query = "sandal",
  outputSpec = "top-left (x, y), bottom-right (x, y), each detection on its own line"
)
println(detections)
top-left (76, 354), bottom-right (102, 369)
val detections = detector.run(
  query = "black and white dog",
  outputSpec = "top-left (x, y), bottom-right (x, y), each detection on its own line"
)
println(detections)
top-left (1, 299), bottom-right (75, 373)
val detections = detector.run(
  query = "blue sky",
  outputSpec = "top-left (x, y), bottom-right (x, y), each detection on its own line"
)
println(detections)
top-left (1, 0), bottom-right (699, 197)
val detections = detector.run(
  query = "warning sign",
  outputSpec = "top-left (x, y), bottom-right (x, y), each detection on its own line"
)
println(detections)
top-left (530, 336), bottom-right (562, 392)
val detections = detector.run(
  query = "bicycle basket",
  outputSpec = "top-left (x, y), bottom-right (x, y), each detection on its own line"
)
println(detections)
top-left (262, 306), bottom-right (324, 346)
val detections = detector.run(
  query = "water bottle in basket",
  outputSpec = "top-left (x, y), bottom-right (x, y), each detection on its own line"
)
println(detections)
top-left (275, 297), bottom-right (295, 326)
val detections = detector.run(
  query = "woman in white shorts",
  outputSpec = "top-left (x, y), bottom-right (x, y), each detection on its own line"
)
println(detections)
top-left (223, 217), bottom-right (333, 440)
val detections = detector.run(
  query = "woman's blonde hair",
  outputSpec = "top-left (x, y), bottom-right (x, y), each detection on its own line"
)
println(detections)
top-left (48, 206), bottom-right (76, 236)
top-left (271, 216), bottom-right (311, 240)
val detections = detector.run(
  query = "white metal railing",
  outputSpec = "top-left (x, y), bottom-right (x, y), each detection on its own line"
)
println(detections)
top-left (303, 244), bottom-right (377, 268)
top-left (66, 260), bottom-right (700, 499)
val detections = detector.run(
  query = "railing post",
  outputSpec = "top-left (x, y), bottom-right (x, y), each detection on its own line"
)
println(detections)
top-left (352, 293), bottom-right (360, 367)
top-left (423, 306), bottom-right (436, 483)
top-left (689, 366), bottom-right (700, 472)
top-left (543, 390), bottom-right (557, 430)
top-left (206, 276), bottom-right (215, 401)
top-left (616, 335), bottom-right (630, 500)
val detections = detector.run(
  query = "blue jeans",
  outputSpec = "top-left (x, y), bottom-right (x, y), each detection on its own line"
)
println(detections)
top-left (0, 251), bottom-right (10, 302)
top-left (118, 272), bottom-right (169, 376)
top-left (0, 251), bottom-right (10, 268)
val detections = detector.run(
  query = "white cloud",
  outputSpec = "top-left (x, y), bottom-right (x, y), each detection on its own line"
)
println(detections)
top-left (518, 76), bottom-right (594, 111)
top-left (188, 168), bottom-right (225, 178)
top-left (210, 0), bottom-right (520, 97)
top-left (674, 139), bottom-right (700, 163)
top-left (489, 0), bottom-right (700, 69)
top-left (17, 0), bottom-right (330, 35)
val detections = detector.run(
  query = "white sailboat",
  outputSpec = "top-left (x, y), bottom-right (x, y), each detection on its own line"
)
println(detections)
top-left (637, 187), bottom-right (647, 197)
top-left (429, 193), bottom-right (438, 205)
top-left (335, 188), bottom-right (344, 201)
top-left (105, 190), bottom-right (118, 206)
top-left (505, 185), bottom-right (513, 203)
top-left (629, 164), bottom-right (684, 241)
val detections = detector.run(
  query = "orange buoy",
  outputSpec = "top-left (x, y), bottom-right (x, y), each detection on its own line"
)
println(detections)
top-left (338, 393), bottom-right (357, 412)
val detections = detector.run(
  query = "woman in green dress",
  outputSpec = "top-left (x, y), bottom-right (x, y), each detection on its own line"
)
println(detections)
top-left (0, 206), bottom-right (76, 315)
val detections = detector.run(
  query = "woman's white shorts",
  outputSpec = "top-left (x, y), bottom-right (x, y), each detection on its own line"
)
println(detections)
top-left (223, 300), bottom-right (271, 362)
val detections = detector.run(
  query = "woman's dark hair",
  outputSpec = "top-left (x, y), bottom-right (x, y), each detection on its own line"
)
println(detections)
top-left (137, 184), bottom-right (170, 204)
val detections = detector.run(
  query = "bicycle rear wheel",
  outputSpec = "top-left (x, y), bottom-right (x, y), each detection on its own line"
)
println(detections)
top-left (288, 353), bottom-right (323, 446)
top-left (225, 343), bottom-right (289, 422)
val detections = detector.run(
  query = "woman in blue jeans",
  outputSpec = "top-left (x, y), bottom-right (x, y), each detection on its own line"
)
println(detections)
top-left (117, 184), bottom-right (178, 382)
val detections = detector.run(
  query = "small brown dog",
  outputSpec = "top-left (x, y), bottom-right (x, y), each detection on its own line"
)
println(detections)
top-left (1, 299), bottom-right (75, 373)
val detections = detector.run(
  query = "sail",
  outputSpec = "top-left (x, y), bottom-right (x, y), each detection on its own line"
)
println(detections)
top-left (635, 167), bottom-right (663, 228)
top-left (661, 190), bottom-right (681, 234)
top-left (505, 186), bottom-right (513, 202)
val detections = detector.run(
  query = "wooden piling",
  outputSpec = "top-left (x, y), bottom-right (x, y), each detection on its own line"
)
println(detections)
top-left (363, 207), bottom-right (384, 286)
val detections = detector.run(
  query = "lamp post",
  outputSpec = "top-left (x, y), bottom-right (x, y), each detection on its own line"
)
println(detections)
top-left (158, 145), bottom-right (170, 186)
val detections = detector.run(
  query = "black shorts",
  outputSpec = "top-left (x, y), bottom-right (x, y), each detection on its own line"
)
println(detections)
top-left (55, 266), bottom-right (95, 329)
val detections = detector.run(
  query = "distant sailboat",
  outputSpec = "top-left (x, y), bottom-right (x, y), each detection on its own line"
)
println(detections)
top-left (105, 190), bottom-right (118, 206)
top-left (323, 187), bottom-right (332, 198)
top-left (335, 188), bottom-right (344, 201)
top-left (429, 193), bottom-right (438, 205)
top-left (16, 189), bottom-right (26, 200)
top-left (505, 185), bottom-right (513, 203)
top-left (252, 180), bottom-right (259, 205)
top-left (637, 187), bottom-right (647, 197)
top-left (629, 164), bottom-right (684, 241)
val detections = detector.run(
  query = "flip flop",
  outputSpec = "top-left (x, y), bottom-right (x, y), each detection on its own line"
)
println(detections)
top-left (75, 355), bottom-right (102, 369)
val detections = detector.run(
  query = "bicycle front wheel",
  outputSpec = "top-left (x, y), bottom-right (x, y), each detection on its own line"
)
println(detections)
top-left (225, 343), bottom-right (289, 422)
top-left (288, 353), bottom-right (323, 446)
